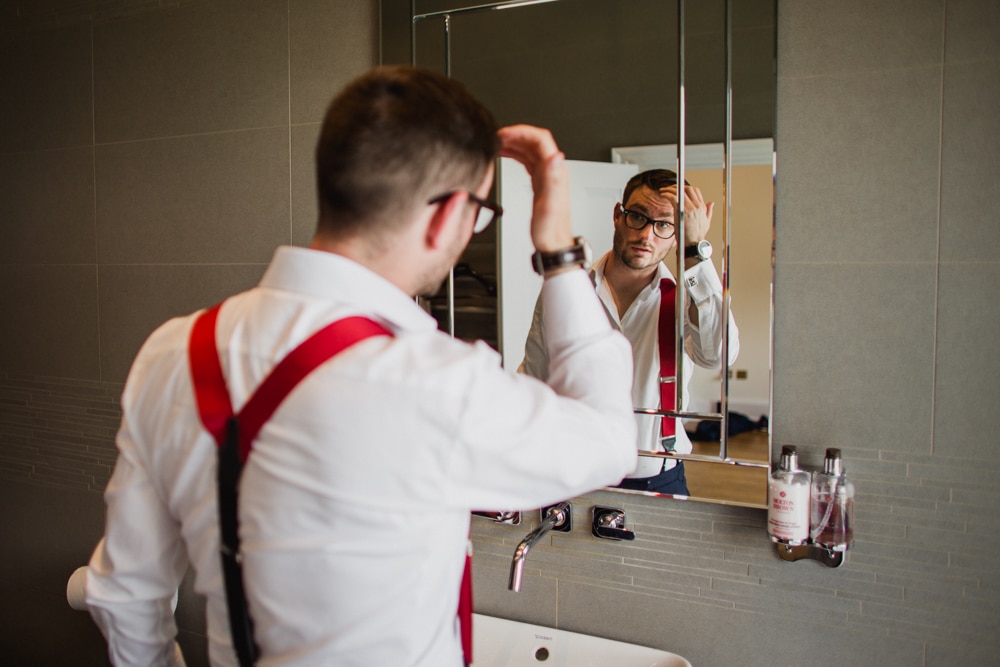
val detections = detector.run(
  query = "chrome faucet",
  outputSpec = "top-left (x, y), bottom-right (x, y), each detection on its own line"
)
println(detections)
top-left (508, 501), bottom-right (571, 592)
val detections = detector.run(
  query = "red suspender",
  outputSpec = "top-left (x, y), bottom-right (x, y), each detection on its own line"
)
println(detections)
top-left (657, 279), bottom-right (678, 438)
top-left (190, 303), bottom-right (394, 462)
top-left (189, 303), bottom-right (233, 446)
top-left (188, 302), bottom-right (474, 666)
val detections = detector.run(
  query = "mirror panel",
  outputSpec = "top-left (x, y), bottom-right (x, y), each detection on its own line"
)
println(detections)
top-left (381, 0), bottom-right (776, 507)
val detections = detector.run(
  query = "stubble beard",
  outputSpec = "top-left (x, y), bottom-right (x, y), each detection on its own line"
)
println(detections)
top-left (613, 230), bottom-right (670, 272)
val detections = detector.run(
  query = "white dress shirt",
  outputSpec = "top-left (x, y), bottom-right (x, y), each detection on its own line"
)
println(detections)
top-left (84, 246), bottom-right (636, 667)
top-left (521, 250), bottom-right (739, 478)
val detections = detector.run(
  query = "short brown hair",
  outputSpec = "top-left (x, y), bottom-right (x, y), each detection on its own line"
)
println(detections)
top-left (315, 66), bottom-right (500, 239)
top-left (621, 169), bottom-right (687, 206)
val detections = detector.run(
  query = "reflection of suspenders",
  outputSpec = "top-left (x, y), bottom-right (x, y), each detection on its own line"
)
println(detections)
top-left (657, 279), bottom-right (678, 438)
top-left (188, 303), bottom-right (476, 666)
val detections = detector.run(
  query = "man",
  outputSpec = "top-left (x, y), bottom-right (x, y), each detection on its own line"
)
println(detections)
top-left (81, 66), bottom-right (636, 666)
top-left (521, 169), bottom-right (739, 495)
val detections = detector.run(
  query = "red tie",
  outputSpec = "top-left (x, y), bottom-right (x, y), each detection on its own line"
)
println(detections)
top-left (658, 279), bottom-right (677, 438)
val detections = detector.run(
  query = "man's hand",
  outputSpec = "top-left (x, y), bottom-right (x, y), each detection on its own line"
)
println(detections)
top-left (498, 125), bottom-right (574, 253)
top-left (661, 184), bottom-right (714, 245)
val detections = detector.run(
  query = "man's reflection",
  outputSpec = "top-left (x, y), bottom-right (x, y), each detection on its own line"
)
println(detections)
top-left (520, 169), bottom-right (739, 494)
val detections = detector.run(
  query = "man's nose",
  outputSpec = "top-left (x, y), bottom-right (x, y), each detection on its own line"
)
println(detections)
top-left (637, 222), bottom-right (657, 242)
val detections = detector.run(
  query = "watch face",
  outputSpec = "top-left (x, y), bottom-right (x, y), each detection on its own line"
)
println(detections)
top-left (698, 240), bottom-right (713, 260)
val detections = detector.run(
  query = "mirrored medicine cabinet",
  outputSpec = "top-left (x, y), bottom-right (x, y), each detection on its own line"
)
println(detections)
top-left (381, 0), bottom-right (777, 508)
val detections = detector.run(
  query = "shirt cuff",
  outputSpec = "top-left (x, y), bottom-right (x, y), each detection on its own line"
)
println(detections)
top-left (541, 268), bottom-right (610, 346)
top-left (683, 260), bottom-right (723, 304)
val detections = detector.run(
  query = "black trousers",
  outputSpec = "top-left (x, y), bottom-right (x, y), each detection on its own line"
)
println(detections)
top-left (615, 461), bottom-right (689, 495)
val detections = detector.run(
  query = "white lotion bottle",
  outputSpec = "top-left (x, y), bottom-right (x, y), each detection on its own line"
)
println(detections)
top-left (810, 447), bottom-right (855, 551)
top-left (767, 445), bottom-right (811, 545)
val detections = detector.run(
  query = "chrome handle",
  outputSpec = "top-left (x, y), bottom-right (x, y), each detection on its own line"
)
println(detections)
top-left (592, 507), bottom-right (635, 541)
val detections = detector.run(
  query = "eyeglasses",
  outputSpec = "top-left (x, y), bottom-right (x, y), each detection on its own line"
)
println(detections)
top-left (619, 206), bottom-right (676, 240)
top-left (428, 191), bottom-right (503, 234)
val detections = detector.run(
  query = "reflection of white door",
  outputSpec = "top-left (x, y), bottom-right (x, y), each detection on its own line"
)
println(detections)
top-left (498, 157), bottom-right (638, 369)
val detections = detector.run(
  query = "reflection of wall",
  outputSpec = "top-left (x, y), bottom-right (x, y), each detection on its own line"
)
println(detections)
top-left (384, 0), bottom-right (777, 160)
top-left (1, 1), bottom-right (999, 666)
top-left (685, 164), bottom-right (773, 418)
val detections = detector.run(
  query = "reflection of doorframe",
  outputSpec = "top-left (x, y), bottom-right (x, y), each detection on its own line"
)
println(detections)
top-left (497, 158), bottom-right (639, 370)
top-left (610, 138), bottom-right (774, 171)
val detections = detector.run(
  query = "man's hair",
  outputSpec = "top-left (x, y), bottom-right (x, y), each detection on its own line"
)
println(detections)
top-left (315, 66), bottom-right (500, 239)
top-left (621, 169), bottom-right (687, 205)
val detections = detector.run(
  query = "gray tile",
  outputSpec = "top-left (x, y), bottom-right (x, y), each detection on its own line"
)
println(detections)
top-left (775, 67), bottom-right (942, 264)
top-left (0, 22), bottom-right (93, 152)
top-left (927, 638), bottom-right (1000, 667)
top-left (471, 544), bottom-right (558, 628)
top-left (93, 0), bottom-right (288, 143)
top-left (778, 0), bottom-right (944, 79)
top-left (0, 480), bottom-right (122, 665)
top-left (558, 577), bottom-right (924, 667)
top-left (0, 264), bottom-right (100, 378)
top-left (291, 122), bottom-right (321, 247)
top-left (289, 0), bottom-right (379, 126)
top-left (773, 262), bottom-right (937, 451)
top-left (933, 262), bottom-right (1000, 459)
top-left (944, 0), bottom-right (1000, 64)
top-left (939, 60), bottom-right (1000, 262)
top-left (98, 263), bottom-right (267, 382)
top-left (0, 146), bottom-right (95, 264)
top-left (95, 128), bottom-right (290, 264)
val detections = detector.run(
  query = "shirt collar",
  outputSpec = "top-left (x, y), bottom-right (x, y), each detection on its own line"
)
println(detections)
top-left (590, 250), bottom-right (676, 294)
top-left (258, 246), bottom-right (438, 333)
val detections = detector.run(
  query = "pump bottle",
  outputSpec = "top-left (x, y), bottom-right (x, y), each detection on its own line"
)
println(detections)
top-left (810, 448), bottom-right (855, 551)
top-left (767, 445), bottom-right (811, 545)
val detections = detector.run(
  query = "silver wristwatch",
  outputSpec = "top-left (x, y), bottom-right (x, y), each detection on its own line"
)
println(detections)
top-left (684, 239), bottom-right (713, 261)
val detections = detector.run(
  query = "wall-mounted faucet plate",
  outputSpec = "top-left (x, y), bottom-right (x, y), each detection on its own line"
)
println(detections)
top-left (541, 504), bottom-right (572, 532)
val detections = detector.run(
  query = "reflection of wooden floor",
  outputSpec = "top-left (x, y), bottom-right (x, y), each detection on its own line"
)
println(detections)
top-left (684, 430), bottom-right (770, 507)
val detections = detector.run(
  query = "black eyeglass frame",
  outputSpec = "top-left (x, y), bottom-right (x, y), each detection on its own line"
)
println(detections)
top-left (428, 191), bottom-right (503, 234)
top-left (619, 205), bottom-right (677, 240)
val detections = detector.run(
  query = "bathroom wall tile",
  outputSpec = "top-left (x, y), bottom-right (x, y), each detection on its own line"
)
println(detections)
top-left (291, 122), bottom-right (322, 247)
top-left (933, 262), bottom-right (1000, 459)
top-left (98, 263), bottom-right (266, 382)
top-left (927, 638), bottom-right (1000, 667)
top-left (944, 0), bottom-right (1000, 64)
top-left (95, 128), bottom-right (290, 264)
top-left (778, 0), bottom-right (944, 79)
top-left (0, 265), bottom-right (99, 379)
top-left (0, 480), bottom-right (109, 666)
top-left (92, 0), bottom-right (288, 143)
top-left (472, 553), bottom-right (559, 629)
top-left (557, 578), bottom-right (923, 667)
top-left (0, 23), bottom-right (92, 152)
top-left (0, 146), bottom-right (95, 264)
top-left (773, 262), bottom-right (937, 452)
top-left (938, 60), bottom-right (1000, 263)
top-left (775, 67), bottom-right (941, 264)
top-left (289, 0), bottom-right (378, 126)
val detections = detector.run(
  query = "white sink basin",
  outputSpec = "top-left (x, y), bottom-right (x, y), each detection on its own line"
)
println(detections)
top-left (472, 613), bottom-right (690, 667)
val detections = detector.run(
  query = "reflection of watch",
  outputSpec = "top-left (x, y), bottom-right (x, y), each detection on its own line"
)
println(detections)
top-left (531, 236), bottom-right (592, 275)
top-left (684, 239), bottom-right (712, 261)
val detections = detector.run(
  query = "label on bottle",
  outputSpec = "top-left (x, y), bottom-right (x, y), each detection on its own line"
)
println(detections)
top-left (767, 479), bottom-right (810, 544)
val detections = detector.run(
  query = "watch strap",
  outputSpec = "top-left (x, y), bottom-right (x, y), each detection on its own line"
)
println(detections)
top-left (532, 237), bottom-right (591, 275)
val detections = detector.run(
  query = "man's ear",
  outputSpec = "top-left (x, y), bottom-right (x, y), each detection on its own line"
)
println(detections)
top-left (425, 191), bottom-right (466, 249)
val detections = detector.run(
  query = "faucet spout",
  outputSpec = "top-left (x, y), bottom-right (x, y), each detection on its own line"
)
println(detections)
top-left (508, 501), bottom-right (571, 592)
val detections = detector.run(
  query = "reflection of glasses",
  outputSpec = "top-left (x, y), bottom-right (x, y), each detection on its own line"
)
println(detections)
top-left (620, 206), bottom-right (676, 240)
top-left (428, 191), bottom-right (503, 234)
